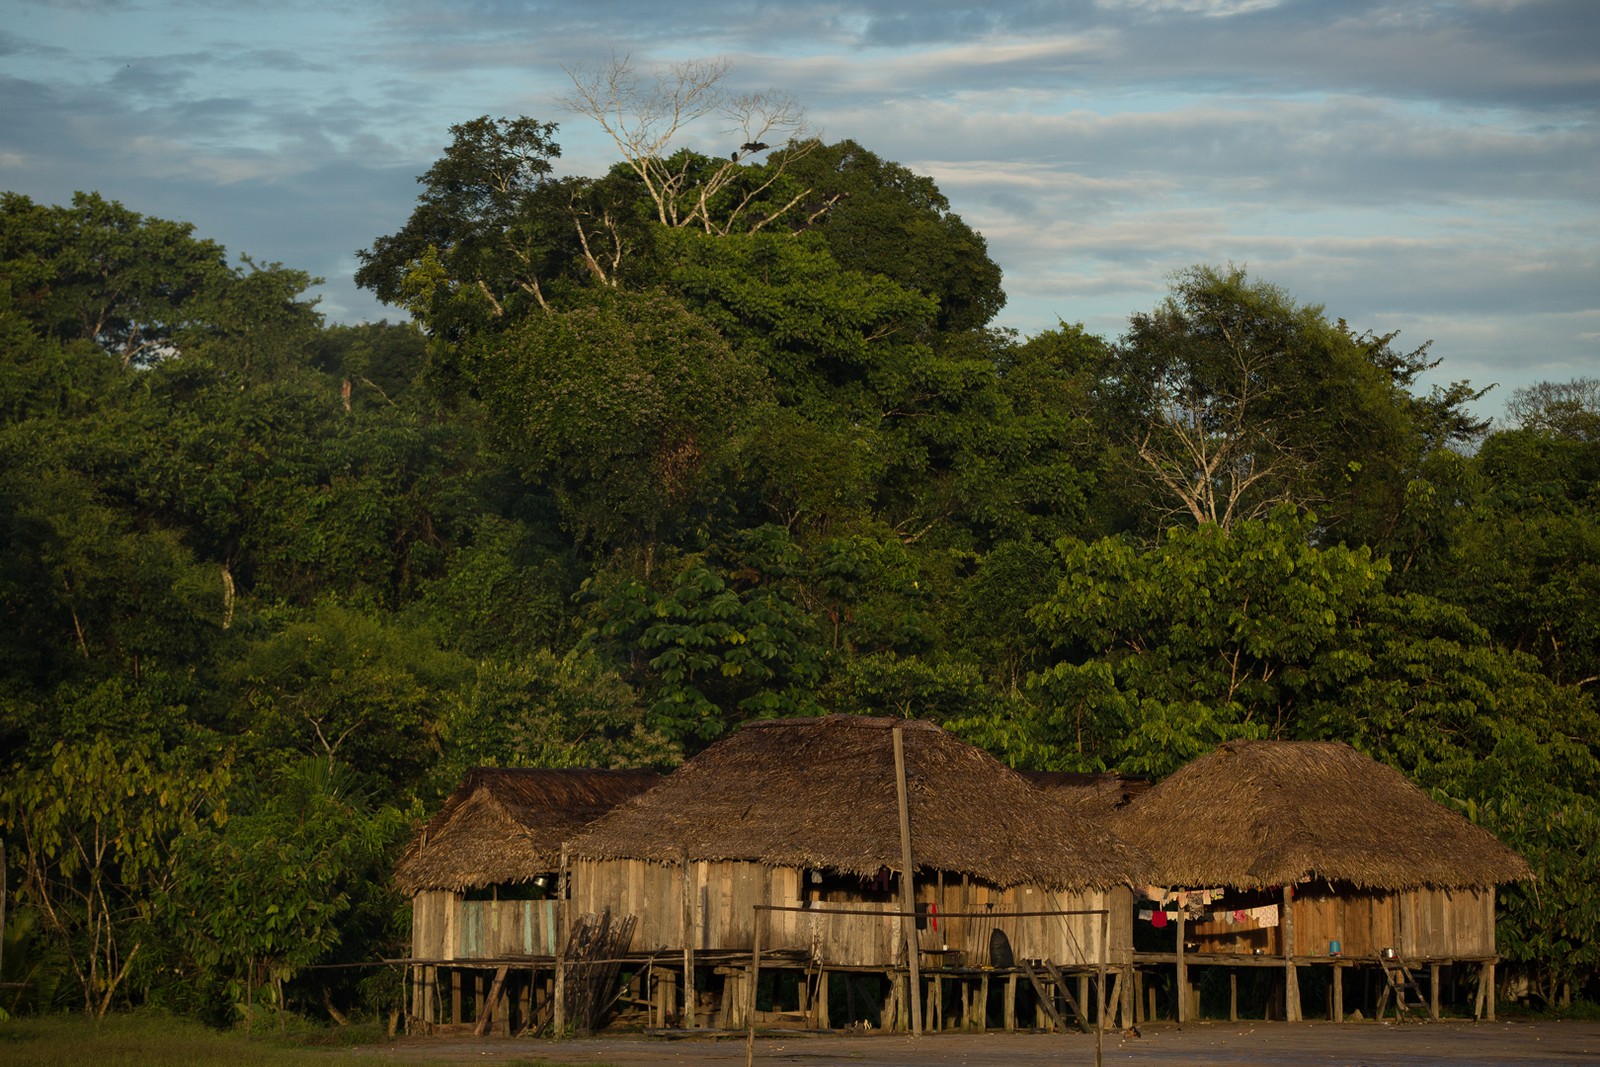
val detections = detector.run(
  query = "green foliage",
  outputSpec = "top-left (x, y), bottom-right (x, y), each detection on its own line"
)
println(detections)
top-left (354, 116), bottom-right (567, 343)
top-left (6, 130), bottom-right (1600, 1018)
top-left (777, 138), bottom-right (1007, 332)
top-left (433, 652), bottom-right (680, 787)
top-left (582, 527), bottom-right (826, 745)
top-left (1106, 264), bottom-right (1482, 536)
top-left (1028, 508), bottom-right (1382, 773)
top-left (221, 602), bottom-right (466, 798)
top-left (471, 287), bottom-right (771, 549)
top-left (166, 758), bottom-right (410, 1023)
top-left (0, 736), bottom-right (230, 1016)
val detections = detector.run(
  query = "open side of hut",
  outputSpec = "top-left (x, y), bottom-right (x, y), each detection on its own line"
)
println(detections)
top-left (395, 768), bottom-right (660, 964)
top-left (1116, 739), bottom-right (1531, 1023)
top-left (566, 716), bottom-right (1148, 1030)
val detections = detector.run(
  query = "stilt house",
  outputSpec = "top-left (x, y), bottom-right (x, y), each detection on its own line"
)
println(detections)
top-left (565, 715), bottom-right (1146, 1029)
top-left (1115, 739), bottom-right (1531, 1022)
top-left (397, 768), bottom-right (660, 964)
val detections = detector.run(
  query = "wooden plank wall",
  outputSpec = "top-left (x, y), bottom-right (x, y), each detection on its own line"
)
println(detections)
top-left (1182, 884), bottom-right (1497, 959)
top-left (409, 891), bottom-right (560, 960)
top-left (411, 890), bottom-right (455, 960)
top-left (458, 900), bottom-right (560, 958)
top-left (1397, 887), bottom-right (1495, 958)
top-left (572, 858), bottom-right (1120, 967)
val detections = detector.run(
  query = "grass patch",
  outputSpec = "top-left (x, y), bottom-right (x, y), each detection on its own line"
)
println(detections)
top-left (0, 1011), bottom-right (620, 1067)
top-left (0, 1011), bottom-right (415, 1067)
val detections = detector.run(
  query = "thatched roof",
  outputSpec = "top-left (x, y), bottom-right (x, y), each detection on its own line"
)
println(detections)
top-left (395, 768), bottom-right (661, 894)
top-left (1116, 740), bottom-right (1532, 890)
top-left (567, 716), bottom-right (1147, 890)
top-left (1023, 772), bottom-right (1151, 819)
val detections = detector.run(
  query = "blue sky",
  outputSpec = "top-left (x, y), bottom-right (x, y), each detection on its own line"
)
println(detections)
top-left (4, 0), bottom-right (1596, 421)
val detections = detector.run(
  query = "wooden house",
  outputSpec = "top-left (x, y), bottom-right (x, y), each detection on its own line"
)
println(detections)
top-left (394, 767), bottom-right (659, 1033)
top-left (1114, 739), bottom-right (1532, 1022)
top-left (566, 715), bottom-right (1147, 1031)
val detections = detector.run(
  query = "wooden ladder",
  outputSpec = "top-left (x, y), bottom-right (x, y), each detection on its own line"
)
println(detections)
top-left (1377, 955), bottom-right (1435, 1022)
top-left (1020, 959), bottom-right (1089, 1033)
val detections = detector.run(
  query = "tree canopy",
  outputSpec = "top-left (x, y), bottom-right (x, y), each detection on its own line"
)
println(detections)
top-left (3, 86), bottom-right (1597, 1020)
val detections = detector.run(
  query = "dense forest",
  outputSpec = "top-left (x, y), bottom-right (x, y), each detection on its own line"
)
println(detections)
top-left (3, 75), bottom-right (1598, 1023)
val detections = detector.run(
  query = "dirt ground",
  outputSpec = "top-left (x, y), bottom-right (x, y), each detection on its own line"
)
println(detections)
top-left (353, 1019), bottom-right (1600, 1066)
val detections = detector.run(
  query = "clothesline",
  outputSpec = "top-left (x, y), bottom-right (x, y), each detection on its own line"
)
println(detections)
top-left (1137, 902), bottom-right (1281, 929)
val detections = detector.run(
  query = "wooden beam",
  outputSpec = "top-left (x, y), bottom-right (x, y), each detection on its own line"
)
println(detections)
top-left (554, 849), bottom-right (569, 1037)
top-left (892, 724), bottom-right (924, 1037)
top-left (744, 908), bottom-right (764, 1067)
top-left (473, 966), bottom-right (509, 1037)
top-left (1021, 961), bottom-right (1067, 1032)
top-left (1175, 907), bottom-right (1187, 1023)
top-left (681, 847), bottom-right (696, 1029)
top-left (1283, 885), bottom-right (1300, 1022)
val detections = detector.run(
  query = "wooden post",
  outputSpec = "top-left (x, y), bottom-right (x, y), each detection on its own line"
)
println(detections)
top-left (1096, 909), bottom-right (1108, 1067)
top-left (1004, 973), bottom-right (1017, 1031)
top-left (816, 970), bottom-right (830, 1029)
top-left (744, 906), bottom-right (764, 1067)
top-left (681, 847), bottom-right (696, 1029)
top-left (1484, 961), bottom-right (1496, 1022)
top-left (1175, 907), bottom-right (1187, 1023)
top-left (1229, 969), bottom-right (1238, 1022)
top-left (1282, 885), bottom-right (1300, 1022)
top-left (554, 848), bottom-right (569, 1037)
top-left (892, 724), bottom-right (924, 1037)
top-left (474, 966), bottom-right (509, 1037)
top-left (1430, 963), bottom-right (1441, 1021)
top-left (657, 969), bottom-right (677, 1027)
top-left (1333, 962), bottom-right (1344, 1023)
top-left (451, 968), bottom-right (462, 1025)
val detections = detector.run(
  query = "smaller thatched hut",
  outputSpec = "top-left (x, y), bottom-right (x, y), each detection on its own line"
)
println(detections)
top-left (397, 768), bottom-right (660, 963)
top-left (1116, 739), bottom-right (1531, 1022)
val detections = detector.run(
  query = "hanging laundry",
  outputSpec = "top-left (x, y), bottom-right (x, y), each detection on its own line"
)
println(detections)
top-left (1152, 908), bottom-right (1168, 928)
top-left (1137, 907), bottom-right (1153, 922)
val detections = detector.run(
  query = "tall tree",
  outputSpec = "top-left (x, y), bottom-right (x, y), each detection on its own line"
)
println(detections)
top-left (1105, 265), bottom-right (1483, 533)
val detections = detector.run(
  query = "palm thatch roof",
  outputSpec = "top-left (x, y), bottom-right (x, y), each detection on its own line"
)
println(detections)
top-left (1023, 771), bottom-right (1151, 820)
top-left (1116, 740), bottom-right (1532, 890)
top-left (395, 768), bottom-right (661, 894)
top-left (567, 716), bottom-right (1147, 890)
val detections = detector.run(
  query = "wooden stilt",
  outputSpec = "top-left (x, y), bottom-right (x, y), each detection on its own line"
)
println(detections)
top-left (1004, 973), bottom-right (1017, 1032)
top-left (680, 847), bottom-right (695, 1030)
top-left (1333, 962), bottom-right (1344, 1023)
top-left (1283, 886), bottom-right (1300, 1022)
top-left (1175, 908), bottom-right (1188, 1023)
top-left (744, 908), bottom-right (764, 1067)
top-left (1484, 961), bottom-right (1496, 1022)
top-left (891, 725), bottom-right (923, 1037)
top-left (1430, 963), bottom-right (1441, 1021)
top-left (1230, 970), bottom-right (1238, 1022)
top-left (815, 970), bottom-right (830, 1030)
